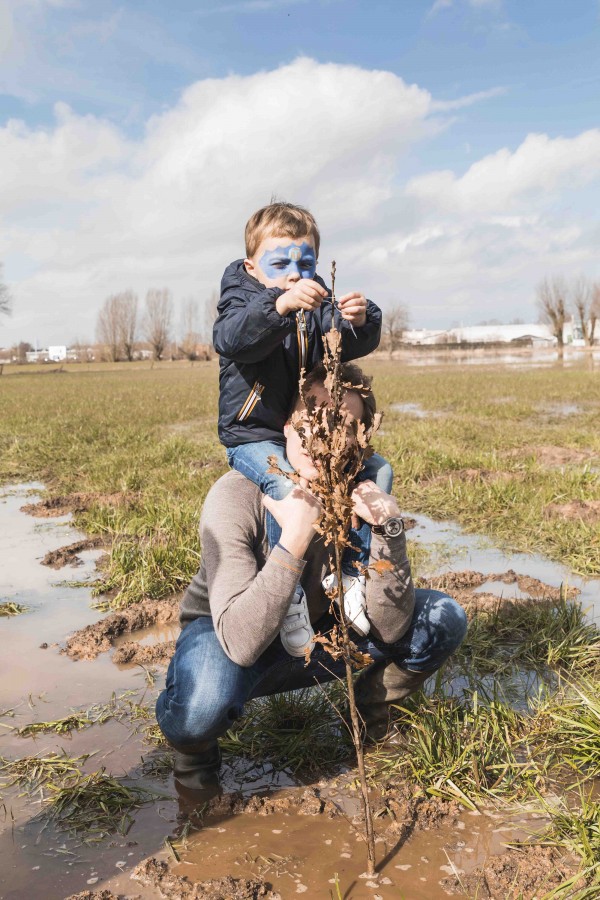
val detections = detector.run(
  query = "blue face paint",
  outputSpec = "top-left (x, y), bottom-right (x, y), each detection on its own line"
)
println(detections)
top-left (258, 241), bottom-right (317, 281)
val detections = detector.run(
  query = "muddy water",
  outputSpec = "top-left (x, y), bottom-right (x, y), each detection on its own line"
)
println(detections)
top-left (0, 483), bottom-right (595, 899)
top-left (406, 511), bottom-right (600, 624)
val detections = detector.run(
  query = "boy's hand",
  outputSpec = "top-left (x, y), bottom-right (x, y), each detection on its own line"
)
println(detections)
top-left (338, 292), bottom-right (367, 327)
top-left (276, 280), bottom-right (328, 317)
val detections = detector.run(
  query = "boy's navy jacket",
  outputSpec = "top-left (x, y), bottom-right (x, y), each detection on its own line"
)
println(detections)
top-left (214, 260), bottom-right (382, 447)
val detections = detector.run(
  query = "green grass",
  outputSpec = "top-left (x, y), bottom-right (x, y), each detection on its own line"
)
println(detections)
top-left (219, 684), bottom-right (354, 774)
top-left (0, 601), bottom-right (27, 617)
top-left (40, 769), bottom-right (155, 841)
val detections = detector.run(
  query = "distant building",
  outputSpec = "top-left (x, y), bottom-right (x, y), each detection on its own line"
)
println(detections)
top-left (402, 322), bottom-right (576, 346)
top-left (48, 345), bottom-right (67, 361)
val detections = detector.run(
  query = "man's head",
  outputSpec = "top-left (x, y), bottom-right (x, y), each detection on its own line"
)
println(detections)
top-left (244, 202), bottom-right (320, 291)
top-left (284, 362), bottom-right (377, 481)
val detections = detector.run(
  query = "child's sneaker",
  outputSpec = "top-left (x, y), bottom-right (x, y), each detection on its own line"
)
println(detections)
top-left (322, 573), bottom-right (370, 636)
top-left (280, 586), bottom-right (315, 657)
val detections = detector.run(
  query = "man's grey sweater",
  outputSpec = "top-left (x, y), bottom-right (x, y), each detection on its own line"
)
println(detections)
top-left (180, 471), bottom-right (415, 668)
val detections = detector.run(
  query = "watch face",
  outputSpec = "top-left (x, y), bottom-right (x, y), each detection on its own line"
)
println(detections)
top-left (385, 517), bottom-right (404, 537)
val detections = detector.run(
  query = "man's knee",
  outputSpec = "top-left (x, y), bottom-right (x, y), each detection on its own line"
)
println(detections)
top-left (156, 685), bottom-right (242, 753)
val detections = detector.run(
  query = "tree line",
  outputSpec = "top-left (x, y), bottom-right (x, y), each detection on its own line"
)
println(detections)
top-left (537, 275), bottom-right (600, 348)
top-left (95, 289), bottom-right (218, 361)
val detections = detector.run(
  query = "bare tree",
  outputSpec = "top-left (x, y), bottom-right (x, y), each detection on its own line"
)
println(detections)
top-left (144, 288), bottom-right (173, 361)
top-left (384, 302), bottom-right (410, 358)
top-left (1, 263), bottom-right (12, 317)
top-left (143, 288), bottom-right (173, 359)
top-left (203, 289), bottom-right (219, 348)
top-left (572, 277), bottom-right (599, 347)
top-left (536, 276), bottom-right (568, 350)
top-left (180, 297), bottom-right (201, 360)
top-left (117, 290), bottom-right (138, 361)
top-left (96, 295), bottom-right (122, 361)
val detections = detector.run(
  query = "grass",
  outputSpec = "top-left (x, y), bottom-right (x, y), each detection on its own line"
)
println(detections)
top-left (0, 752), bottom-right (88, 792)
top-left (219, 684), bottom-right (354, 774)
top-left (0, 601), bottom-right (27, 617)
top-left (40, 769), bottom-right (155, 841)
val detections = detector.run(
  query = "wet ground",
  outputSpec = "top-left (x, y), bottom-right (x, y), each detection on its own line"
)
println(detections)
top-left (1, 483), bottom-right (598, 899)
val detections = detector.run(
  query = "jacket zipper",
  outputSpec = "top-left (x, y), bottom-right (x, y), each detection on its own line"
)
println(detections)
top-left (297, 310), bottom-right (308, 376)
top-left (236, 381), bottom-right (265, 421)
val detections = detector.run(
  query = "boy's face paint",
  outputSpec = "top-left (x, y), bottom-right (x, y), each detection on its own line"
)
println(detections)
top-left (245, 236), bottom-right (317, 289)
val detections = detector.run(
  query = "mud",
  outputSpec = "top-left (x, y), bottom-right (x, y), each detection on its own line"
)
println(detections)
top-left (42, 536), bottom-right (108, 569)
top-left (442, 844), bottom-right (583, 898)
top-left (65, 892), bottom-right (125, 900)
top-left (21, 491), bottom-right (138, 518)
top-left (424, 568), bottom-right (574, 600)
top-left (545, 498), bottom-right (600, 524)
top-left (132, 859), bottom-right (279, 899)
top-left (64, 596), bottom-right (180, 660)
top-left (112, 639), bottom-right (177, 666)
top-left (507, 444), bottom-right (597, 467)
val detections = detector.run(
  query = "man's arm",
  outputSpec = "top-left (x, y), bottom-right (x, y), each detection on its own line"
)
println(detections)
top-left (201, 475), bottom-right (320, 666)
top-left (351, 481), bottom-right (415, 644)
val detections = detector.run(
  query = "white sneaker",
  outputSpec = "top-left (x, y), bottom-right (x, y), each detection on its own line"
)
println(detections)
top-left (322, 573), bottom-right (370, 637)
top-left (280, 587), bottom-right (315, 657)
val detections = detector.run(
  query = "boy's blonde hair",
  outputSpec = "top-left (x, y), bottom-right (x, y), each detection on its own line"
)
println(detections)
top-left (245, 202), bottom-right (320, 258)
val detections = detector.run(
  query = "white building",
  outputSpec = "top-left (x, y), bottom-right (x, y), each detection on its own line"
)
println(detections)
top-left (402, 322), bottom-right (579, 345)
top-left (48, 345), bottom-right (67, 361)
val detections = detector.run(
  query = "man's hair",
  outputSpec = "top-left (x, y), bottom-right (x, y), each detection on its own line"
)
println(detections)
top-left (301, 361), bottom-right (376, 431)
top-left (245, 202), bottom-right (321, 258)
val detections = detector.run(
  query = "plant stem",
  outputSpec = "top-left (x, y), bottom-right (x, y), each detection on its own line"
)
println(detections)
top-left (333, 539), bottom-right (376, 875)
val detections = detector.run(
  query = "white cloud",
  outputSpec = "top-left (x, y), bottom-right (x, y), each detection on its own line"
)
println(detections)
top-left (406, 130), bottom-right (600, 214)
top-left (1, 58), bottom-right (599, 345)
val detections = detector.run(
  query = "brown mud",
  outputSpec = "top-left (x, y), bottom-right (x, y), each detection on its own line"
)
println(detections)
top-left (545, 498), bottom-right (600, 524)
top-left (442, 844), bottom-right (582, 898)
top-left (21, 491), bottom-right (138, 518)
top-left (64, 596), bottom-right (180, 660)
top-left (42, 536), bottom-right (108, 569)
top-left (2, 484), bottom-right (599, 899)
top-left (506, 444), bottom-right (598, 467)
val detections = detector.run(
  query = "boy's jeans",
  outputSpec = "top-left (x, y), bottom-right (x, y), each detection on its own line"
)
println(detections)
top-left (155, 589), bottom-right (468, 753)
top-left (226, 441), bottom-right (393, 576)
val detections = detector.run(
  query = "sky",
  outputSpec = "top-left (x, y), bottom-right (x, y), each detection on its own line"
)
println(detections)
top-left (1, 0), bottom-right (600, 346)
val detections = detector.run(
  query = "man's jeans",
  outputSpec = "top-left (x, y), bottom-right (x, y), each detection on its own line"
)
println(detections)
top-left (226, 441), bottom-right (393, 576)
top-left (156, 589), bottom-right (467, 754)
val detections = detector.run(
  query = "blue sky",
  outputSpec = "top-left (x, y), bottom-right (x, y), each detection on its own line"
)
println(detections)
top-left (1, 0), bottom-right (599, 344)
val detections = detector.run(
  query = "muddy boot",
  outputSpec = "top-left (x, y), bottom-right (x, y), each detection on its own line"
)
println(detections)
top-left (173, 741), bottom-right (222, 794)
top-left (354, 662), bottom-right (431, 742)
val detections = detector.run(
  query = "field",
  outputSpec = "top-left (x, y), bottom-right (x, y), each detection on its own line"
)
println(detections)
top-left (0, 353), bottom-right (599, 899)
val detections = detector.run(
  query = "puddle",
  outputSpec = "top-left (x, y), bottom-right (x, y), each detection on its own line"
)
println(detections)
top-left (538, 402), bottom-right (583, 417)
top-left (406, 511), bottom-right (600, 624)
top-left (390, 402), bottom-right (443, 419)
top-left (0, 483), bottom-right (596, 898)
top-left (172, 802), bottom-right (544, 900)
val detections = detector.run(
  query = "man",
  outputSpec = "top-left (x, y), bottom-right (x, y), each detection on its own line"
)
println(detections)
top-left (156, 363), bottom-right (467, 791)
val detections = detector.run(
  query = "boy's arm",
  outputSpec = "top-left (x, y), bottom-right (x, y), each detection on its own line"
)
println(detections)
top-left (339, 297), bottom-right (382, 361)
top-left (314, 290), bottom-right (382, 361)
top-left (213, 280), bottom-right (296, 364)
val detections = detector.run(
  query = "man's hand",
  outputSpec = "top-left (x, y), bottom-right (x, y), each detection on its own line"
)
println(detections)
top-left (276, 280), bottom-right (328, 317)
top-left (262, 480), bottom-right (323, 558)
top-left (338, 292), bottom-right (367, 328)
top-left (351, 480), bottom-right (401, 527)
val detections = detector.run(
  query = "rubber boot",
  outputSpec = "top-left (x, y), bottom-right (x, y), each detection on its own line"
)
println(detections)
top-left (173, 741), bottom-right (222, 795)
top-left (354, 661), bottom-right (431, 742)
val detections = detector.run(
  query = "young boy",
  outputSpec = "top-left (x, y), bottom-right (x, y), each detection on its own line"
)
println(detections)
top-left (213, 202), bottom-right (392, 657)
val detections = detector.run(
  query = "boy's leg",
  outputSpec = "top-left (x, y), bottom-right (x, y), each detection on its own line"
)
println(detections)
top-left (342, 452), bottom-right (394, 576)
top-left (250, 589), bottom-right (467, 700)
top-left (227, 441), bottom-right (294, 548)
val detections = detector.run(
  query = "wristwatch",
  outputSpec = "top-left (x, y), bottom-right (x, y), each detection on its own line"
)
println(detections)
top-left (371, 516), bottom-right (404, 538)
